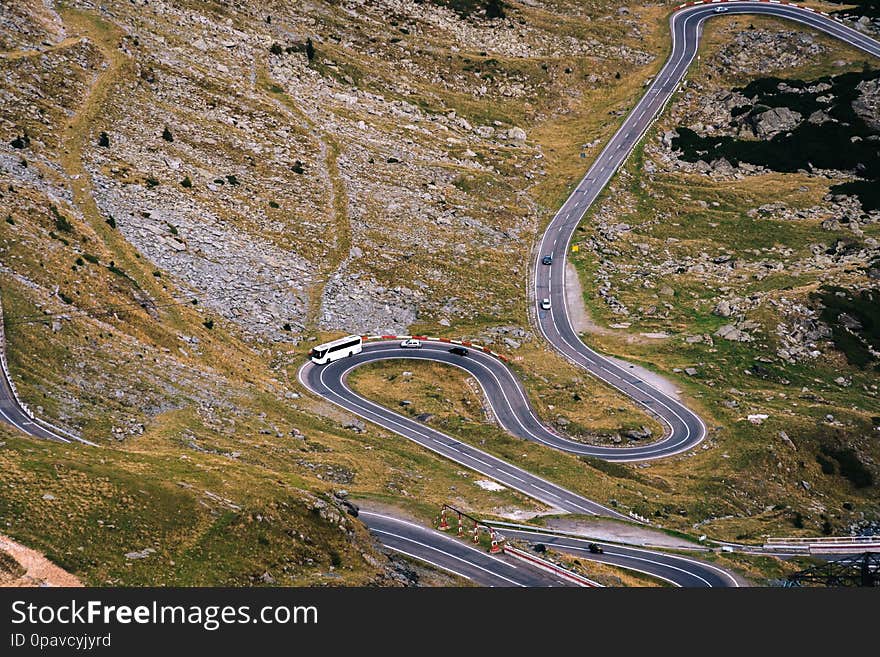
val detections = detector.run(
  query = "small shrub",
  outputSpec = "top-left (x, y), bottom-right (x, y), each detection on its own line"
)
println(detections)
top-left (106, 215), bottom-right (117, 229)
top-left (83, 253), bottom-right (100, 264)
top-left (203, 319), bottom-right (214, 330)
top-left (269, 200), bottom-right (279, 209)
top-left (75, 257), bottom-right (85, 267)
top-left (292, 161), bottom-right (305, 174)
top-left (152, 270), bottom-right (161, 277)
top-left (269, 42), bottom-right (283, 55)
top-left (485, 0), bottom-right (505, 19)
top-left (180, 175), bottom-right (192, 188)
top-left (145, 176), bottom-right (160, 188)
top-left (792, 512), bottom-right (804, 529)
top-left (98, 131), bottom-right (110, 147)
top-left (306, 38), bottom-right (315, 62)
top-left (5, 216), bottom-right (13, 225)
top-left (816, 453), bottom-right (836, 475)
top-left (50, 205), bottom-right (73, 232)
top-left (58, 291), bottom-right (74, 304)
top-left (10, 133), bottom-right (30, 149)
top-left (162, 126), bottom-right (174, 142)
top-left (167, 223), bottom-right (179, 236)
top-left (225, 174), bottom-right (239, 185)
top-left (821, 445), bottom-right (874, 489)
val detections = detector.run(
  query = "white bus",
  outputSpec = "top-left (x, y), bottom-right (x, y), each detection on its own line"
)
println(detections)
top-left (309, 335), bottom-right (363, 365)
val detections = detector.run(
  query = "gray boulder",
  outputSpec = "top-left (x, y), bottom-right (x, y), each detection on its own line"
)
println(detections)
top-left (715, 324), bottom-right (752, 342)
top-left (751, 106), bottom-right (802, 139)
top-left (853, 78), bottom-right (880, 131)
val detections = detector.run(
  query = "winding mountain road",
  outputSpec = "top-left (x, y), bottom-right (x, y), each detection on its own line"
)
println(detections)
top-left (301, 1), bottom-right (880, 585)
top-left (3, 1), bottom-right (879, 586)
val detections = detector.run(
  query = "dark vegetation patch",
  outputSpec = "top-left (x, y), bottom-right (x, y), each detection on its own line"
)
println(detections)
top-left (0, 550), bottom-right (25, 579)
top-left (49, 205), bottom-right (73, 233)
top-left (817, 444), bottom-right (874, 488)
top-left (810, 286), bottom-right (880, 369)
top-left (673, 70), bottom-right (880, 211)
top-left (431, 0), bottom-right (506, 19)
top-left (578, 456), bottom-right (671, 491)
top-left (826, 0), bottom-right (880, 19)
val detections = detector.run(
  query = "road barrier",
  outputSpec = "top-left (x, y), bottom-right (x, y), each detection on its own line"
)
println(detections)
top-left (502, 545), bottom-right (602, 587)
top-left (676, 0), bottom-right (836, 18)
top-left (764, 535), bottom-right (880, 554)
top-left (0, 292), bottom-right (92, 445)
top-left (361, 335), bottom-right (510, 362)
top-left (0, 292), bottom-right (30, 419)
top-left (490, 533), bottom-right (501, 555)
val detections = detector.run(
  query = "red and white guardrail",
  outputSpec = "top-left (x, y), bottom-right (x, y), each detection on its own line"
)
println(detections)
top-left (502, 544), bottom-right (603, 587)
top-left (675, 0), bottom-right (836, 19)
top-left (360, 334), bottom-right (510, 362)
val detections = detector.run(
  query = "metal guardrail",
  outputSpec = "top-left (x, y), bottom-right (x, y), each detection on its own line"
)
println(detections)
top-left (0, 292), bottom-right (93, 445)
top-left (502, 545), bottom-right (602, 587)
top-left (764, 536), bottom-right (880, 555)
top-left (765, 536), bottom-right (880, 545)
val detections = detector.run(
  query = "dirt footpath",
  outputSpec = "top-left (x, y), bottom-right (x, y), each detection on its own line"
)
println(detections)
top-left (544, 516), bottom-right (705, 550)
top-left (0, 534), bottom-right (82, 587)
top-left (564, 262), bottom-right (682, 400)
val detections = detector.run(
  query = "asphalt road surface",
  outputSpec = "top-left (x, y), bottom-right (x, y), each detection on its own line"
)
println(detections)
top-left (496, 527), bottom-right (740, 587)
top-left (299, 341), bottom-right (629, 519)
top-left (360, 511), bottom-right (577, 586)
top-left (0, 377), bottom-right (61, 440)
top-left (533, 1), bottom-right (880, 461)
top-left (0, 353), bottom-right (83, 443)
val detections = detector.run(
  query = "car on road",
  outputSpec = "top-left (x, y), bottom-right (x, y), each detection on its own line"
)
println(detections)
top-left (542, 255), bottom-right (553, 265)
top-left (714, 6), bottom-right (728, 13)
top-left (588, 543), bottom-right (604, 554)
top-left (449, 346), bottom-right (469, 356)
top-left (540, 298), bottom-right (551, 310)
top-left (400, 339), bottom-right (422, 348)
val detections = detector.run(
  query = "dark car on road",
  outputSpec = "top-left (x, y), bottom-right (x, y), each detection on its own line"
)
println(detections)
top-left (588, 543), bottom-right (603, 554)
top-left (542, 255), bottom-right (553, 265)
top-left (449, 346), bottom-right (469, 356)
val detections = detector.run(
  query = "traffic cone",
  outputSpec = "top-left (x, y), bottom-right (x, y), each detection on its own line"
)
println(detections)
top-left (438, 508), bottom-right (449, 531)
